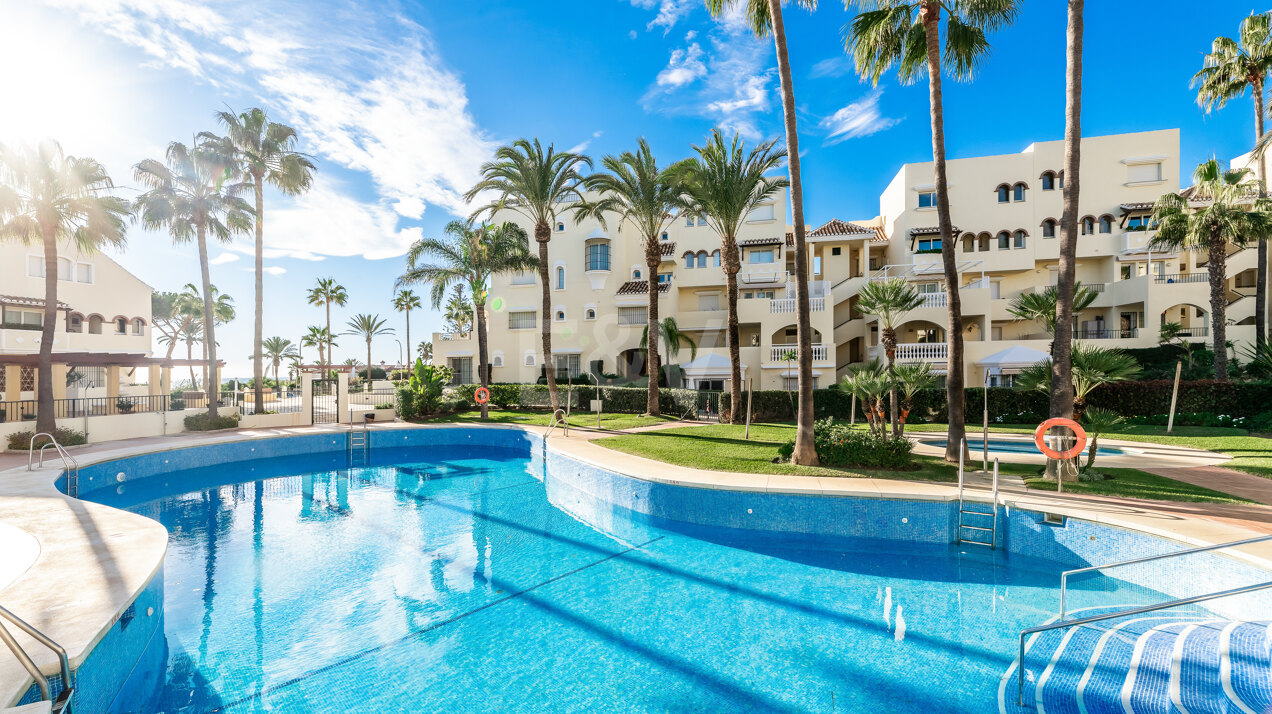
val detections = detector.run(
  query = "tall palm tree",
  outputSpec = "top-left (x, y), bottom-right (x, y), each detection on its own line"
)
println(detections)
top-left (856, 278), bottom-right (923, 437)
top-left (397, 220), bottom-right (537, 420)
top-left (393, 289), bottom-right (422, 368)
top-left (1014, 343), bottom-right (1142, 421)
top-left (208, 107), bottom-right (316, 413)
top-left (678, 130), bottom-right (788, 424)
top-left (579, 139), bottom-right (689, 415)
top-left (134, 139), bottom-right (253, 418)
top-left (344, 314), bottom-right (394, 388)
top-left (1150, 160), bottom-right (1272, 381)
top-left (1007, 282), bottom-right (1098, 352)
top-left (306, 277), bottom-right (347, 377)
top-left (262, 336), bottom-right (298, 387)
top-left (846, 0), bottom-right (1020, 463)
top-left (640, 317), bottom-right (699, 373)
top-left (181, 283), bottom-right (235, 391)
top-left (175, 321), bottom-right (204, 389)
top-left (419, 340), bottom-right (433, 363)
top-left (1052, 0), bottom-right (1084, 428)
top-left (1193, 11), bottom-right (1272, 346)
top-left (706, 0), bottom-right (817, 462)
top-left (465, 138), bottom-right (591, 412)
top-left (0, 141), bottom-right (129, 434)
top-left (301, 326), bottom-right (336, 369)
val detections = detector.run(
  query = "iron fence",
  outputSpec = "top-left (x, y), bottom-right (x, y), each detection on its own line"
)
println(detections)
top-left (0, 392), bottom-right (242, 423)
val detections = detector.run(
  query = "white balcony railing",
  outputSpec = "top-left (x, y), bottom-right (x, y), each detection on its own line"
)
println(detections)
top-left (438, 332), bottom-right (470, 341)
top-left (866, 342), bottom-right (948, 362)
top-left (918, 292), bottom-right (947, 308)
top-left (770, 343), bottom-right (828, 362)
top-left (771, 297), bottom-right (825, 313)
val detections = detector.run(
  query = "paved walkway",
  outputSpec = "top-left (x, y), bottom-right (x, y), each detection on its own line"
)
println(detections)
top-left (1141, 465), bottom-right (1272, 506)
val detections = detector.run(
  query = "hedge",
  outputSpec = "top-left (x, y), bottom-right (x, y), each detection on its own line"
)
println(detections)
top-left (444, 383), bottom-right (700, 418)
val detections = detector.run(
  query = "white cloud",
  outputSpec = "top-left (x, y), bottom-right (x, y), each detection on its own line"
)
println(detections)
top-left (810, 56), bottom-right (854, 79)
top-left (567, 131), bottom-right (604, 155)
top-left (262, 266), bottom-right (286, 276)
top-left (819, 90), bottom-right (901, 145)
top-left (41, 0), bottom-right (496, 258)
top-left (630, 0), bottom-right (697, 33)
top-left (263, 182), bottom-right (423, 261)
top-left (209, 252), bottom-right (240, 265)
top-left (642, 15), bottom-right (774, 140)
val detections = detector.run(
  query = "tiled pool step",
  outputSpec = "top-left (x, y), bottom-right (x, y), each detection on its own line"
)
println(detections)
top-left (959, 501), bottom-right (996, 547)
top-left (1002, 610), bottom-right (1272, 713)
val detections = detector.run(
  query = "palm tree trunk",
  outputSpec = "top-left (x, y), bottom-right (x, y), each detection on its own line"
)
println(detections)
top-left (1254, 78), bottom-right (1267, 346)
top-left (725, 265), bottom-right (742, 424)
top-left (366, 338), bottom-right (372, 397)
top-left (922, 2), bottom-right (966, 463)
top-left (187, 340), bottom-right (197, 390)
top-left (767, 0), bottom-right (818, 465)
top-left (884, 328), bottom-right (898, 437)
top-left (196, 226), bottom-right (219, 418)
top-left (253, 177), bottom-right (265, 414)
top-left (405, 308), bottom-right (412, 369)
top-left (35, 226), bottom-right (58, 435)
top-left (645, 243), bottom-right (661, 416)
top-left (1210, 231), bottom-right (1230, 381)
top-left (476, 300), bottom-right (490, 421)
top-left (324, 301), bottom-right (331, 379)
top-left (536, 222), bottom-right (559, 411)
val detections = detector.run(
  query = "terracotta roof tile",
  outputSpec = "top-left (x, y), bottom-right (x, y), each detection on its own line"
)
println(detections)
top-left (616, 280), bottom-right (670, 296)
top-left (809, 218), bottom-right (875, 237)
top-left (1119, 202), bottom-right (1155, 212)
top-left (660, 241), bottom-right (676, 256)
top-left (739, 237), bottom-right (783, 247)
top-left (0, 295), bottom-right (70, 309)
top-left (908, 226), bottom-right (960, 237)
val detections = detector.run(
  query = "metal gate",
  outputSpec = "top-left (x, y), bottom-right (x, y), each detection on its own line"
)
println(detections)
top-left (312, 378), bottom-right (338, 423)
top-left (696, 390), bottom-right (722, 421)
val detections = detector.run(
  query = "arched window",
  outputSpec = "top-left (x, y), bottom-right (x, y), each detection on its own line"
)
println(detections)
top-left (683, 251), bottom-right (694, 268)
top-left (115, 317), bottom-right (127, 334)
top-left (555, 266), bottom-right (566, 289)
top-left (661, 231), bottom-right (669, 241)
top-left (696, 250), bottom-right (708, 268)
top-left (1041, 172), bottom-right (1056, 191)
top-left (1057, 171), bottom-right (1065, 189)
top-left (1098, 215), bottom-right (1113, 234)
top-left (524, 352), bottom-right (536, 366)
top-left (996, 185), bottom-right (1010, 203)
top-left (962, 235), bottom-right (975, 253)
top-left (556, 221), bottom-right (565, 232)
top-left (632, 268), bottom-right (642, 280)
top-left (132, 318), bottom-right (145, 335)
top-left (555, 309), bottom-right (566, 322)
top-left (1041, 219), bottom-right (1057, 238)
top-left (1013, 230), bottom-right (1027, 249)
top-left (1013, 183), bottom-right (1027, 202)
top-left (712, 249), bottom-right (721, 267)
top-left (1081, 216), bottom-right (1095, 235)
top-left (997, 231), bottom-right (1010, 250)
top-left (585, 239), bottom-right (610, 271)
top-left (585, 308), bottom-right (596, 321)
top-left (492, 354), bottom-right (504, 367)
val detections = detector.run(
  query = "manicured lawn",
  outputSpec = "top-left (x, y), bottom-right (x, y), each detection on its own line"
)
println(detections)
top-left (594, 422), bottom-right (1254, 503)
top-left (424, 409), bottom-right (676, 431)
top-left (899, 422), bottom-right (1272, 480)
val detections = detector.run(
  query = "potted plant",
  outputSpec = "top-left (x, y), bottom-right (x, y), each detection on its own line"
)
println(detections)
top-left (116, 398), bottom-right (135, 414)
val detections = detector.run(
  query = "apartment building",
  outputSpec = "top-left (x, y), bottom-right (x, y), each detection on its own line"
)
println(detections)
top-left (0, 242), bottom-right (154, 402)
top-left (436, 128), bottom-right (1255, 390)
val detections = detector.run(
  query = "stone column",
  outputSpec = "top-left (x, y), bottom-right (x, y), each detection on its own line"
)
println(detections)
top-left (106, 365), bottom-right (120, 414)
top-left (148, 365), bottom-right (162, 395)
top-left (300, 373), bottom-right (315, 426)
top-left (52, 364), bottom-right (69, 400)
top-left (336, 371), bottom-right (350, 424)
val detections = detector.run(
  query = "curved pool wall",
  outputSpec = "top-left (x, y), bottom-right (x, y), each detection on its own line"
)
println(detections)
top-left (33, 425), bottom-right (1272, 713)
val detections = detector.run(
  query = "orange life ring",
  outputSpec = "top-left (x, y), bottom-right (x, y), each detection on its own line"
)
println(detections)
top-left (1033, 418), bottom-right (1087, 460)
top-left (474, 387), bottom-right (490, 404)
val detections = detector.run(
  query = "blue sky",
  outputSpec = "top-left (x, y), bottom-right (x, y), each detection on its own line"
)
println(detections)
top-left (3, 0), bottom-right (1259, 378)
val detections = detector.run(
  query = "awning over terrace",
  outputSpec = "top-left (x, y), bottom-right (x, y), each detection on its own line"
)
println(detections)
top-left (976, 345), bottom-right (1049, 372)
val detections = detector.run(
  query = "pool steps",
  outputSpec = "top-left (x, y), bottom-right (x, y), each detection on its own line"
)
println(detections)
top-left (1002, 608), bottom-right (1272, 713)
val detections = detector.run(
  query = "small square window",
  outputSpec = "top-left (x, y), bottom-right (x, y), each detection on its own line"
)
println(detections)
top-left (831, 247), bottom-right (841, 256)
top-left (918, 191), bottom-right (936, 208)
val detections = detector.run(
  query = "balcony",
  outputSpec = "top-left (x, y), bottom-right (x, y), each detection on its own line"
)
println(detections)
top-left (437, 332), bottom-right (471, 341)
top-left (918, 292), bottom-right (947, 308)
top-left (1073, 328), bottom-right (1139, 340)
top-left (771, 297), bottom-right (825, 313)
top-left (868, 342), bottom-right (948, 362)
top-left (1153, 273), bottom-right (1208, 285)
top-left (769, 343), bottom-right (828, 362)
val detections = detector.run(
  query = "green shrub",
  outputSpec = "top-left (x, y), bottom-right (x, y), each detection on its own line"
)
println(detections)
top-left (812, 418), bottom-right (914, 468)
top-left (395, 385), bottom-right (417, 421)
top-left (7, 428), bottom-right (87, 451)
top-left (168, 398), bottom-right (185, 411)
top-left (183, 413), bottom-right (239, 431)
top-left (374, 402), bottom-right (394, 410)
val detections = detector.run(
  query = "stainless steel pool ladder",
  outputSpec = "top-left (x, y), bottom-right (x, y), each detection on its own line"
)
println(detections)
top-left (1016, 545), bottom-right (1272, 708)
top-left (0, 605), bottom-right (73, 713)
top-left (348, 414), bottom-right (370, 466)
top-left (956, 439), bottom-right (998, 548)
top-left (544, 408), bottom-right (569, 439)
top-left (26, 433), bottom-right (79, 498)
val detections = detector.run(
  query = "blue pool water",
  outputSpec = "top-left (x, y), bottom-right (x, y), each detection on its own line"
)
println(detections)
top-left (75, 438), bottom-right (1187, 713)
top-left (928, 438), bottom-right (1127, 456)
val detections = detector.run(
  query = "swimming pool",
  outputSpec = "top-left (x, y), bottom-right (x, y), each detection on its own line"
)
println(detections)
top-left (45, 428), bottom-right (1272, 713)
top-left (927, 437), bottom-right (1130, 456)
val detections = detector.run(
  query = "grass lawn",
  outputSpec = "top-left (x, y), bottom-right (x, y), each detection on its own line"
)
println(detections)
top-left (899, 422), bottom-right (1272, 481)
top-left (423, 409), bottom-right (676, 431)
top-left (594, 422), bottom-right (1254, 503)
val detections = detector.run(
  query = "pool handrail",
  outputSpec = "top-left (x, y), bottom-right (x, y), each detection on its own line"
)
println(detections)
top-left (1017, 578), bottom-right (1272, 708)
top-left (0, 604), bottom-right (73, 712)
top-left (1057, 533), bottom-right (1272, 620)
top-left (27, 433), bottom-right (79, 498)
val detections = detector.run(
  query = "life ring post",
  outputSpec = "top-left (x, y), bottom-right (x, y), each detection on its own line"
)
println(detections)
top-left (474, 387), bottom-right (490, 405)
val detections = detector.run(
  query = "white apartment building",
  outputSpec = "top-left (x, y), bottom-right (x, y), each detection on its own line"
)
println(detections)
top-left (436, 128), bottom-right (1255, 390)
top-left (0, 242), bottom-right (154, 405)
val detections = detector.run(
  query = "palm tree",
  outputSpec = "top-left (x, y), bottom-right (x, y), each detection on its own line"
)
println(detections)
top-left (0, 141), bottom-right (129, 434)
top-left (465, 138), bottom-right (591, 412)
top-left (262, 336), bottom-right (298, 387)
top-left (208, 107), bottom-right (316, 414)
top-left (579, 139), bottom-right (689, 415)
top-left (640, 317), bottom-right (698, 377)
top-left (174, 282), bottom-right (234, 390)
top-left (397, 220), bottom-right (537, 420)
top-left (134, 139), bottom-right (253, 418)
top-left (301, 326), bottom-right (336, 369)
top-left (1080, 407), bottom-right (1124, 472)
top-left (893, 362), bottom-right (937, 435)
top-left (840, 360), bottom-right (889, 438)
top-left (678, 130), bottom-right (788, 425)
top-left (306, 277), bottom-right (347, 377)
top-left (344, 314), bottom-right (394, 390)
top-left (419, 340), bottom-right (433, 363)
top-left (393, 290), bottom-right (422, 368)
top-left (1014, 342), bottom-right (1141, 421)
top-left (443, 285), bottom-right (474, 335)
top-left (1052, 0), bottom-right (1085, 427)
top-left (1150, 160), bottom-right (1272, 381)
top-left (153, 285), bottom-right (204, 359)
top-left (856, 278), bottom-right (923, 437)
top-left (1193, 12), bottom-right (1272, 345)
top-left (175, 321), bottom-right (204, 389)
top-left (1006, 282), bottom-right (1098, 352)
top-left (847, 0), bottom-right (1020, 463)
top-left (706, 0), bottom-right (817, 463)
